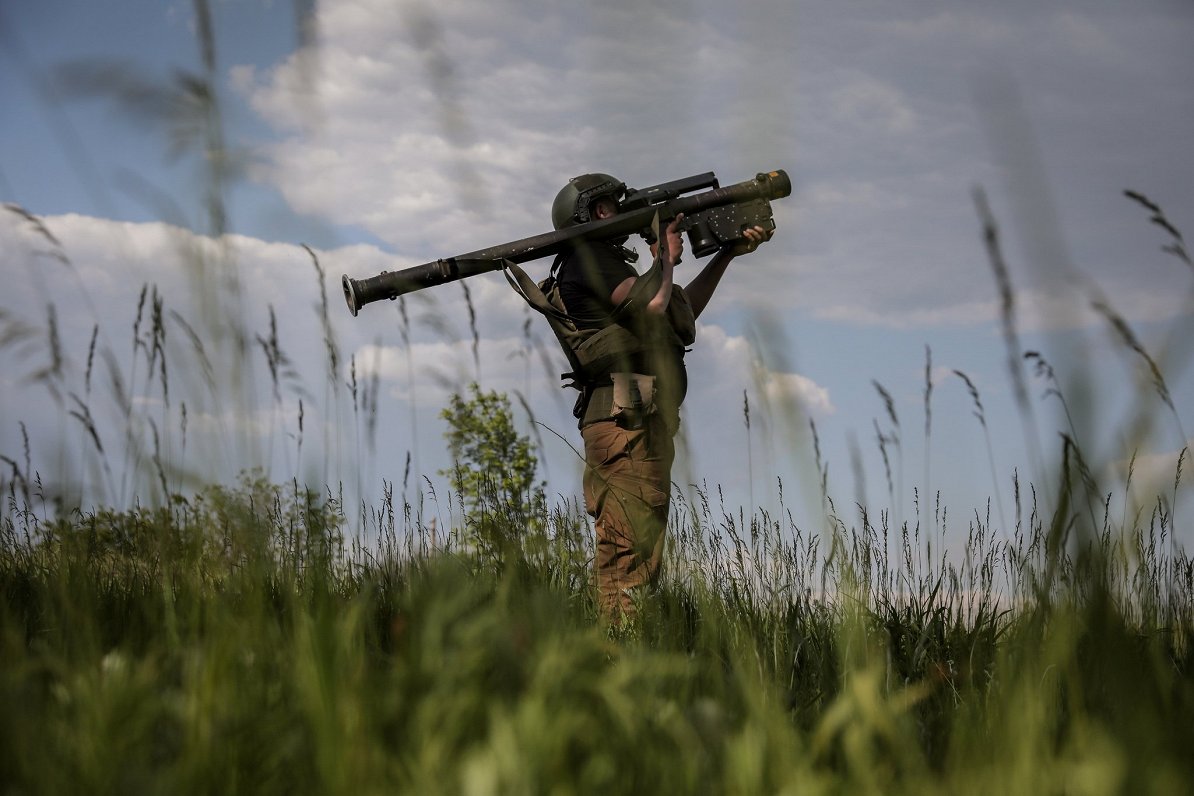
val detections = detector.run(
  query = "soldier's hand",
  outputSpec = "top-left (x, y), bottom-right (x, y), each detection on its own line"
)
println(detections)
top-left (652, 213), bottom-right (686, 266)
top-left (726, 225), bottom-right (773, 257)
top-left (664, 213), bottom-right (685, 265)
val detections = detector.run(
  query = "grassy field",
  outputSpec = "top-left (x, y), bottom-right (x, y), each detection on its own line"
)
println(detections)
top-left (2, 452), bottom-right (1192, 793)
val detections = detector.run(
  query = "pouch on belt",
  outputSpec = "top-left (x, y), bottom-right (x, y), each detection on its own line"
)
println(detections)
top-left (610, 372), bottom-right (656, 430)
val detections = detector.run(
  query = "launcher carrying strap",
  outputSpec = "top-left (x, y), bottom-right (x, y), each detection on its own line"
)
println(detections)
top-left (501, 257), bottom-right (643, 392)
top-left (500, 210), bottom-right (668, 328)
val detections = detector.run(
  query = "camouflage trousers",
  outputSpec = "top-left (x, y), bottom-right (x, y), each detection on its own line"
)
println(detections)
top-left (581, 415), bottom-right (675, 621)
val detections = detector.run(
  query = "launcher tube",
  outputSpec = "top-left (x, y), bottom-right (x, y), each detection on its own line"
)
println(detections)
top-left (343, 169), bottom-right (790, 315)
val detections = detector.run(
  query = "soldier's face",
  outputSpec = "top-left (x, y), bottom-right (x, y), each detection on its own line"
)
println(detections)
top-left (592, 197), bottom-right (619, 220)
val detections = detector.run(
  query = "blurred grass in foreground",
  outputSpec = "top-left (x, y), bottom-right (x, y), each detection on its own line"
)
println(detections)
top-left (1, 464), bottom-right (1191, 794)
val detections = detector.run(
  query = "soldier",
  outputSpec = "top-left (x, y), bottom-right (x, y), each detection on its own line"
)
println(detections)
top-left (545, 173), bottom-right (773, 620)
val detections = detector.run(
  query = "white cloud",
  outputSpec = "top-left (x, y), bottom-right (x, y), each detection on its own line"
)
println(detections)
top-left (354, 335), bottom-right (555, 405)
top-left (1051, 11), bottom-right (1118, 59)
top-left (798, 277), bottom-right (1194, 333)
top-left (760, 371), bottom-right (835, 416)
top-left (234, 0), bottom-right (794, 254)
top-left (828, 74), bottom-right (919, 136)
top-left (688, 324), bottom-right (834, 418)
top-left (223, 0), bottom-right (1194, 338)
top-left (814, 299), bottom-right (999, 329)
top-left (1109, 443), bottom-right (1192, 496)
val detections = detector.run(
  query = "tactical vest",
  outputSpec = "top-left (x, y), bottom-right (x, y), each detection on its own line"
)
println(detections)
top-left (503, 250), bottom-right (696, 426)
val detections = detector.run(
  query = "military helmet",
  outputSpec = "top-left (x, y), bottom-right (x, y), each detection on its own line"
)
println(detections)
top-left (551, 173), bottom-right (626, 229)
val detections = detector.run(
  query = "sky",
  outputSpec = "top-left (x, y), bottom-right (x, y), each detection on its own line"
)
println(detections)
top-left (2, 0), bottom-right (1193, 546)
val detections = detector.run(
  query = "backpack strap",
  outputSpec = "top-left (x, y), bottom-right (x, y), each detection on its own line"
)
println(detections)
top-left (502, 258), bottom-right (643, 418)
top-left (508, 214), bottom-right (665, 319)
top-left (502, 258), bottom-right (578, 327)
